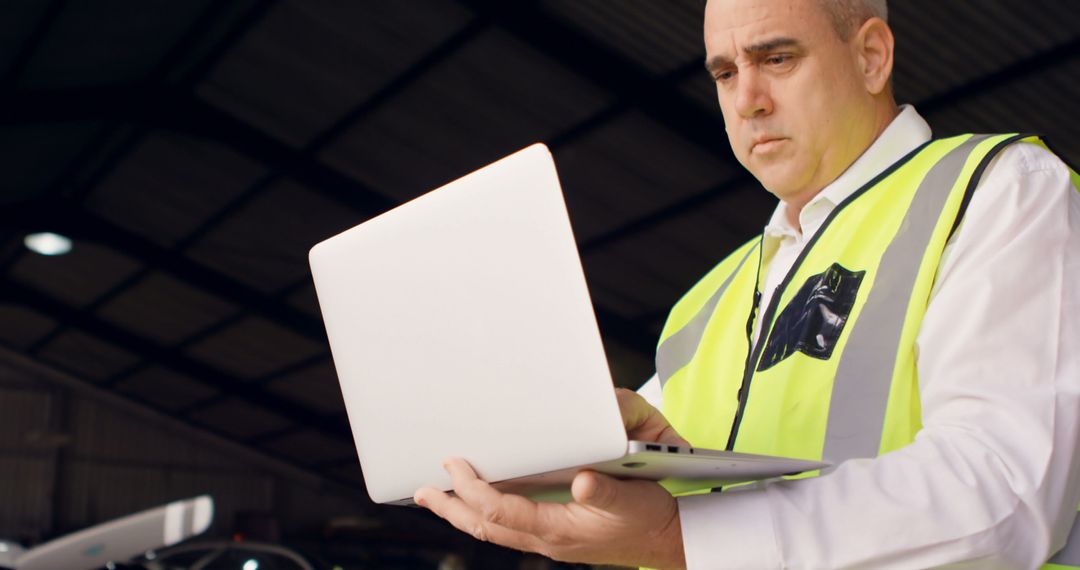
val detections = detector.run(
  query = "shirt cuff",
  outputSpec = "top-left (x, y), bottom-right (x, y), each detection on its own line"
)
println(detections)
top-left (678, 486), bottom-right (781, 569)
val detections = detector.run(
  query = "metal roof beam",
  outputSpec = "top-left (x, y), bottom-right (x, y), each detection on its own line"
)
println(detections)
top-left (917, 37), bottom-right (1079, 115)
top-left (0, 345), bottom-right (368, 498)
top-left (461, 0), bottom-right (733, 161)
top-left (0, 278), bottom-right (351, 443)
top-left (2, 199), bottom-right (330, 344)
top-left (0, 85), bottom-right (397, 218)
top-left (2, 0), bottom-right (69, 86)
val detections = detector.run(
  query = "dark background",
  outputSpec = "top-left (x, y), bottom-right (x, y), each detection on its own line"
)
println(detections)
top-left (0, 0), bottom-right (1076, 567)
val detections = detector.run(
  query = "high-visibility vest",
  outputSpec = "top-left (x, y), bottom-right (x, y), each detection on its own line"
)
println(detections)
top-left (656, 133), bottom-right (1080, 568)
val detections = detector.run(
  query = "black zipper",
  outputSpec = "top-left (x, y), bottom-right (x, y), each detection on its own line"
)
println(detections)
top-left (732, 239), bottom-right (764, 448)
top-left (723, 138), bottom-right (936, 452)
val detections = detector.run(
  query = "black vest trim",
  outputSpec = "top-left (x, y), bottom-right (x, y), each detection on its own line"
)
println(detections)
top-left (947, 133), bottom-right (1034, 241)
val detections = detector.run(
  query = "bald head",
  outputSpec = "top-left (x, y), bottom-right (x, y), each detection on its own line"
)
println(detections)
top-left (820, 0), bottom-right (888, 40)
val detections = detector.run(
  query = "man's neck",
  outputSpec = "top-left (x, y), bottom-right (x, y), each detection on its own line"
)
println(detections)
top-left (783, 101), bottom-right (901, 233)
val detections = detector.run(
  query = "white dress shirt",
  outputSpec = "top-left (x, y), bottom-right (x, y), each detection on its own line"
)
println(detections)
top-left (638, 106), bottom-right (1080, 568)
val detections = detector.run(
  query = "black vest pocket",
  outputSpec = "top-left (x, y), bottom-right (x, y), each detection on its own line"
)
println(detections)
top-left (757, 263), bottom-right (865, 371)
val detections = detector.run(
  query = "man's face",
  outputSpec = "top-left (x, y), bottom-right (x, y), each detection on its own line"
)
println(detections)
top-left (705, 0), bottom-right (877, 202)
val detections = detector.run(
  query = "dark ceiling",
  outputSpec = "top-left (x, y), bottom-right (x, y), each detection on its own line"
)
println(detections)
top-left (0, 0), bottom-right (1077, 494)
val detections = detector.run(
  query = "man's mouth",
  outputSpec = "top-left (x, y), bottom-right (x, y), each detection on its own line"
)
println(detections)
top-left (751, 137), bottom-right (787, 154)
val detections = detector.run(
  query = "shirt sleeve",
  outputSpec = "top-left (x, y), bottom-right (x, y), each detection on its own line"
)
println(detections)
top-left (677, 142), bottom-right (1080, 568)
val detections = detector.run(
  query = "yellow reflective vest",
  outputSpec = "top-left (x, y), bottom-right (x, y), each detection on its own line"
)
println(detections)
top-left (656, 134), bottom-right (1080, 568)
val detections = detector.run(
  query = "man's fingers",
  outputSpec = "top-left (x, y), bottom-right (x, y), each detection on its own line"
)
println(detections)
top-left (414, 486), bottom-right (544, 553)
top-left (616, 388), bottom-right (691, 446)
top-left (442, 458), bottom-right (549, 535)
top-left (657, 425), bottom-right (691, 447)
top-left (571, 470), bottom-right (619, 511)
top-left (615, 388), bottom-right (650, 432)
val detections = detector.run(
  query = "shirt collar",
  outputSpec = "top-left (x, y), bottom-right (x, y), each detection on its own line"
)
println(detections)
top-left (763, 105), bottom-right (933, 239)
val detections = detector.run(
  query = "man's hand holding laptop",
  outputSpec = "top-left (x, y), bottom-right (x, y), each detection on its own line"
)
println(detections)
top-left (413, 388), bottom-right (689, 569)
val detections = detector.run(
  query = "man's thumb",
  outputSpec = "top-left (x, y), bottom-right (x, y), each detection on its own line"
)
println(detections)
top-left (571, 470), bottom-right (619, 511)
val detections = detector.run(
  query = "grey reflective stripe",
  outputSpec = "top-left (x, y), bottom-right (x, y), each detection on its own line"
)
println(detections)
top-left (1049, 511), bottom-right (1080, 566)
top-left (656, 244), bottom-right (758, 388)
top-left (822, 135), bottom-right (993, 464)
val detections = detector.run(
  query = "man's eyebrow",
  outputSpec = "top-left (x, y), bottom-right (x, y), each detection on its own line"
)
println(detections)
top-left (704, 37), bottom-right (804, 73)
top-left (745, 37), bottom-right (802, 55)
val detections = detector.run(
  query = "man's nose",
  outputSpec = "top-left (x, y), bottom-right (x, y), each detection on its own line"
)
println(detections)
top-left (734, 68), bottom-right (773, 119)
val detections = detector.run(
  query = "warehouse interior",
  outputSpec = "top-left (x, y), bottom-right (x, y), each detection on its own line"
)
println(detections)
top-left (0, 0), bottom-right (1077, 568)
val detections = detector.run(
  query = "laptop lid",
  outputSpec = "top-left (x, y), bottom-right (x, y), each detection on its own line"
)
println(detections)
top-left (310, 144), bottom-right (628, 504)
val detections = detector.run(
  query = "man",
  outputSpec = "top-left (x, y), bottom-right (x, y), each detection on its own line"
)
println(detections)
top-left (415, 0), bottom-right (1080, 567)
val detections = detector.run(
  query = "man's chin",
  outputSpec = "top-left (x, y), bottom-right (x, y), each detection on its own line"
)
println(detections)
top-left (752, 169), bottom-right (802, 198)
top-left (759, 180), bottom-right (821, 208)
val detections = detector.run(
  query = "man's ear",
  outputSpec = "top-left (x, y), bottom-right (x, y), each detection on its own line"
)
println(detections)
top-left (854, 17), bottom-right (894, 95)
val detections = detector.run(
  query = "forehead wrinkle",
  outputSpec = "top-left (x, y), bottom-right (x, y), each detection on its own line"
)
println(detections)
top-left (745, 37), bottom-right (802, 54)
top-left (704, 0), bottom-right (824, 58)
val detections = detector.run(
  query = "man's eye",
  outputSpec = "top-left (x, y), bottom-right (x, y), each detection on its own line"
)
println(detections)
top-left (715, 69), bottom-right (736, 82)
top-left (766, 55), bottom-right (791, 66)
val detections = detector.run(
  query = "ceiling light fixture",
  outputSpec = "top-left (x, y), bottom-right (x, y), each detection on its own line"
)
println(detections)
top-left (24, 232), bottom-right (73, 256)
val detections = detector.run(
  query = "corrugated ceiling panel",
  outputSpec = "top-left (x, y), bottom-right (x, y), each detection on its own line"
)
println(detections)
top-left (320, 27), bottom-right (611, 203)
top-left (0, 456), bottom-right (52, 540)
top-left (623, 232), bottom-right (730, 299)
top-left (554, 110), bottom-right (737, 242)
top-left (0, 304), bottom-right (56, 350)
top-left (582, 244), bottom-right (695, 320)
top-left (602, 337), bottom-right (656, 388)
top-left (583, 256), bottom-right (676, 320)
top-left (112, 366), bottom-right (219, 413)
top-left (96, 272), bottom-right (238, 346)
top-left (583, 180), bottom-right (773, 321)
top-left (263, 429), bottom-right (354, 465)
top-left (185, 179), bottom-right (362, 294)
top-left (925, 58), bottom-right (1080, 165)
top-left (891, 0), bottom-right (1078, 104)
top-left (155, 469), bottom-right (275, 534)
top-left (680, 72), bottom-right (723, 117)
top-left (159, 0), bottom-right (264, 83)
top-left (17, 0), bottom-right (216, 89)
top-left (87, 133), bottom-right (264, 247)
top-left (198, 0), bottom-right (473, 146)
top-left (60, 461), bottom-right (272, 534)
top-left (0, 387), bottom-right (52, 449)
top-left (540, 0), bottom-right (705, 75)
top-left (0, 356), bottom-right (362, 540)
top-left (72, 397), bottom-right (236, 467)
top-left (266, 362), bottom-right (345, 415)
top-left (331, 465), bottom-right (364, 487)
top-left (187, 398), bottom-right (292, 440)
top-left (0, 359), bottom-right (35, 387)
top-left (0, 122), bottom-right (104, 205)
top-left (273, 483), bottom-right (375, 532)
top-left (0, 0), bottom-right (53, 75)
top-left (10, 242), bottom-right (142, 309)
top-left (287, 283), bottom-right (322, 318)
top-left (36, 330), bottom-right (140, 382)
top-left (185, 316), bottom-right (323, 380)
top-left (585, 280), bottom-right (651, 320)
top-left (642, 181), bottom-right (775, 260)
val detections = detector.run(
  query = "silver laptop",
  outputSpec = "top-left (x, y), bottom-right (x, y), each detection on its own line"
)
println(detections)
top-left (309, 144), bottom-right (826, 505)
